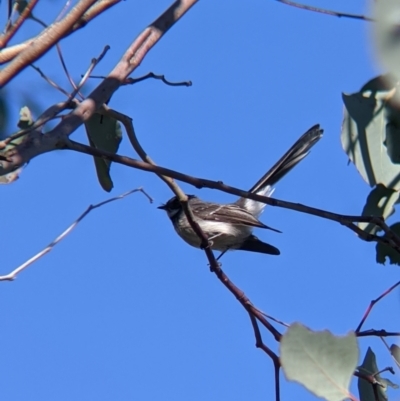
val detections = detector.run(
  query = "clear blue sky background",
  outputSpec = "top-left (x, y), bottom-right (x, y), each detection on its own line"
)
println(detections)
top-left (1, 1), bottom-right (399, 400)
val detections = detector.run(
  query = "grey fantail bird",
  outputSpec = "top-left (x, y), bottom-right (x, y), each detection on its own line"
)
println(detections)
top-left (158, 125), bottom-right (323, 256)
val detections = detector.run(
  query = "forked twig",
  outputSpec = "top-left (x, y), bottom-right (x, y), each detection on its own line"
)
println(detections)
top-left (248, 314), bottom-right (281, 401)
top-left (0, 188), bottom-right (152, 281)
top-left (355, 280), bottom-right (400, 332)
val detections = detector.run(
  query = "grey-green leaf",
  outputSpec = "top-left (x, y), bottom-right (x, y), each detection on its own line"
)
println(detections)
top-left (17, 105), bottom-right (34, 130)
top-left (358, 347), bottom-right (398, 401)
top-left (373, 1), bottom-right (400, 81)
top-left (342, 89), bottom-right (400, 190)
top-left (280, 323), bottom-right (358, 401)
top-left (376, 222), bottom-right (400, 265)
top-left (84, 114), bottom-right (122, 192)
top-left (359, 184), bottom-right (399, 235)
top-left (390, 344), bottom-right (400, 367)
top-left (0, 106), bottom-right (33, 184)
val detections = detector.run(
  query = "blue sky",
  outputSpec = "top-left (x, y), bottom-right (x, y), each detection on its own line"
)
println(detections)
top-left (1, 1), bottom-right (399, 400)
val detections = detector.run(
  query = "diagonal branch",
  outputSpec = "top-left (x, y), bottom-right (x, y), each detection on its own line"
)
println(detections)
top-left (355, 280), bottom-right (400, 333)
top-left (0, 188), bottom-right (152, 281)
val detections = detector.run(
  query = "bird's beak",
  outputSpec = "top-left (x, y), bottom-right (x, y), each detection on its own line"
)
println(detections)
top-left (157, 204), bottom-right (167, 210)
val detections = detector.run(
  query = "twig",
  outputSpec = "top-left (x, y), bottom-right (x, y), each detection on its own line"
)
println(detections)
top-left (380, 337), bottom-right (400, 369)
top-left (0, 0), bottom-right (39, 48)
top-left (357, 330), bottom-right (400, 337)
top-left (30, 64), bottom-right (71, 97)
top-left (248, 314), bottom-right (281, 401)
top-left (275, 0), bottom-right (373, 21)
top-left (56, 0), bottom-right (74, 22)
top-left (30, 45), bottom-right (110, 109)
top-left (374, 367), bottom-right (395, 377)
top-left (0, 188), bottom-right (152, 281)
top-left (126, 72), bottom-right (192, 87)
top-left (90, 72), bottom-right (192, 87)
top-left (71, 45), bottom-right (111, 99)
top-left (355, 280), bottom-right (400, 333)
top-left (259, 311), bottom-right (290, 328)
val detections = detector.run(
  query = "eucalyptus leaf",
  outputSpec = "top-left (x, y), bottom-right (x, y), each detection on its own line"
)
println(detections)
top-left (0, 106), bottom-right (33, 184)
top-left (357, 347), bottom-right (398, 401)
top-left (373, 1), bottom-right (400, 81)
top-left (359, 184), bottom-right (399, 235)
top-left (342, 88), bottom-right (400, 190)
top-left (84, 114), bottom-right (122, 192)
top-left (280, 323), bottom-right (358, 401)
top-left (376, 222), bottom-right (400, 265)
top-left (390, 344), bottom-right (400, 366)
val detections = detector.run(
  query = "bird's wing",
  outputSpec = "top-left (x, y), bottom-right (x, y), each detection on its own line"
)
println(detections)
top-left (190, 201), bottom-right (281, 232)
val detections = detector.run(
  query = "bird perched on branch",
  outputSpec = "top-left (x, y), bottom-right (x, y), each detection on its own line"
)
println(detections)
top-left (158, 124), bottom-right (323, 256)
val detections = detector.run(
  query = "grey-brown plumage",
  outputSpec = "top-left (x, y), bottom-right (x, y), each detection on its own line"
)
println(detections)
top-left (159, 125), bottom-right (323, 256)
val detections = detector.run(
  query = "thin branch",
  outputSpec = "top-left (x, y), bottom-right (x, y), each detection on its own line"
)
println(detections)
top-left (0, 188), bottom-right (152, 281)
top-left (248, 314), bottom-right (281, 401)
top-left (259, 311), bottom-right (290, 328)
top-left (71, 45), bottom-right (111, 98)
top-left (123, 72), bottom-right (192, 87)
top-left (355, 280), bottom-right (400, 333)
top-left (275, 0), bottom-right (373, 21)
top-left (56, 0), bottom-right (74, 22)
top-left (90, 72), bottom-right (192, 87)
top-left (357, 330), bottom-right (400, 337)
top-left (0, 0), bottom-right (40, 48)
top-left (30, 64), bottom-right (71, 97)
top-left (374, 366), bottom-right (395, 377)
top-left (380, 337), bottom-right (400, 369)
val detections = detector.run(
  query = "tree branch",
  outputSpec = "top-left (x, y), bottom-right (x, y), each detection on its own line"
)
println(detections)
top-left (0, 0), bottom-right (99, 86)
top-left (0, 0), bottom-right (40, 48)
top-left (355, 280), bottom-right (400, 333)
top-left (0, 188), bottom-right (152, 281)
top-left (0, 0), bottom-right (121, 64)
top-left (275, 0), bottom-right (373, 21)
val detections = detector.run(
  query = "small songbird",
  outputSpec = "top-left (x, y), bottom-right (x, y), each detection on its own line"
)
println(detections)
top-left (158, 125), bottom-right (323, 256)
